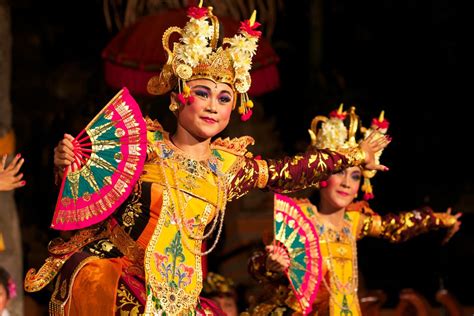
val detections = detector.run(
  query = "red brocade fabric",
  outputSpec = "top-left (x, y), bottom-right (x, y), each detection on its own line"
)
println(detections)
top-left (102, 9), bottom-right (280, 97)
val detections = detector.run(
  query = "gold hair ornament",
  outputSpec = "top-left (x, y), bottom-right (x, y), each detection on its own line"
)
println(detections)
top-left (308, 105), bottom-right (390, 200)
top-left (147, 1), bottom-right (261, 121)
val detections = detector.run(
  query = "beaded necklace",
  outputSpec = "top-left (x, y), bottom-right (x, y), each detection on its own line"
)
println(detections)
top-left (317, 212), bottom-right (359, 314)
top-left (157, 144), bottom-right (227, 256)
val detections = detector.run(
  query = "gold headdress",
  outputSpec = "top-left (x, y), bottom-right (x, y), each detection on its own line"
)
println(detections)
top-left (147, 0), bottom-right (261, 121)
top-left (202, 272), bottom-right (236, 298)
top-left (308, 104), bottom-right (390, 200)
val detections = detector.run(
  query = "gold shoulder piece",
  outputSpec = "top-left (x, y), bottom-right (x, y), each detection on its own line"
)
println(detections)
top-left (211, 136), bottom-right (255, 156)
top-left (24, 256), bottom-right (67, 292)
top-left (145, 116), bottom-right (164, 132)
top-left (346, 201), bottom-right (375, 214)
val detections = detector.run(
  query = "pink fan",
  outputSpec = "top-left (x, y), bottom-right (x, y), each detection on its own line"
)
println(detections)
top-left (51, 87), bottom-right (147, 230)
top-left (273, 193), bottom-right (322, 314)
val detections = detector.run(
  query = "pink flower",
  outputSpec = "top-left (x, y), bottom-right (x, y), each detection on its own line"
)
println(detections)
top-left (363, 192), bottom-right (375, 201)
top-left (8, 278), bottom-right (16, 299)
top-left (177, 92), bottom-right (194, 106)
top-left (240, 109), bottom-right (253, 121)
top-left (177, 93), bottom-right (187, 105)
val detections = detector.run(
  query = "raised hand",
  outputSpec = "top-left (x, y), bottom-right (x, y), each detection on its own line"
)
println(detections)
top-left (266, 244), bottom-right (290, 273)
top-left (0, 153), bottom-right (26, 191)
top-left (442, 207), bottom-right (462, 245)
top-left (359, 130), bottom-right (391, 171)
top-left (53, 133), bottom-right (75, 170)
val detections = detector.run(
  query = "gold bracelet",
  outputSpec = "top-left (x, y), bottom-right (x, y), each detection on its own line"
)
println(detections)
top-left (256, 159), bottom-right (269, 188)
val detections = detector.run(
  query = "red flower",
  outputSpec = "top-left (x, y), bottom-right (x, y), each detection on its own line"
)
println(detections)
top-left (371, 117), bottom-right (390, 129)
top-left (329, 109), bottom-right (347, 120)
top-left (187, 6), bottom-right (208, 19)
top-left (240, 20), bottom-right (262, 38)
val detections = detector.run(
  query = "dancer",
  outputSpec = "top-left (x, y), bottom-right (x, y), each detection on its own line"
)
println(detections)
top-left (247, 106), bottom-right (461, 316)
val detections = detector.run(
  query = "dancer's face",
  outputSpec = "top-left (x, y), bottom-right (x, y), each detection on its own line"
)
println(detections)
top-left (212, 296), bottom-right (238, 316)
top-left (174, 79), bottom-right (234, 141)
top-left (320, 166), bottom-right (362, 211)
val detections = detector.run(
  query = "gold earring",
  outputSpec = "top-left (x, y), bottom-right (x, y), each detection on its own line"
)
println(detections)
top-left (169, 102), bottom-right (178, 112)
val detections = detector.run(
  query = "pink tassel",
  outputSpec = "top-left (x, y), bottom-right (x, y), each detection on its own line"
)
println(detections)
top-left (363, 192), bottom-right (374, 200)
top-left (240, 109), bottom-right (253, 121)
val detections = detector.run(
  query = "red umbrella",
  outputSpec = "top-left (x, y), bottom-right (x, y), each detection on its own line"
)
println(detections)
top-left (102, 8), bottom-right (280, 97)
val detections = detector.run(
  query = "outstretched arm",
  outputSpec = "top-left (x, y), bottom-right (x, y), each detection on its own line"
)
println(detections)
top-left (0, 153), bottom-right (26, 191)
top-left (358, 206), bottom-right (462, 243)
top-left (227, 132), bottom-right (390, 201)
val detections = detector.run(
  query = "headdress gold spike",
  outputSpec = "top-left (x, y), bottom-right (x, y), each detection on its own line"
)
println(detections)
top-left (378, 110), bottom-right (385, 122)
top-left (337, 103), bottom-right (344, 115)
top-left (249, 10), bottom-right (257, 26)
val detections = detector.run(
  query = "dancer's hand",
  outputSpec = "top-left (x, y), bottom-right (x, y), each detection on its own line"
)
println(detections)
top-left (0, 153), bottom-right (25, 191)
top-left (359, 131), bottom-right (391, 171)
top-left (442, 207), bottom-right (462, 245)
top-left (53, 133), bottom-right (75, 171)
top-left (266, 244), bottom-right (290, 273)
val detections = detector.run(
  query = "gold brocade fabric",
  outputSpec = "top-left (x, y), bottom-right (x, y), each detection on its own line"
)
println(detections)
top-left (141, 128), bottom-right (236, 315)
top-left (312, 211), bottom-right (362, 316)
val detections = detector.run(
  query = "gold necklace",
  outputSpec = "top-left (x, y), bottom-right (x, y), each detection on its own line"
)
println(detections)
top-left (166, 135), bottom-right (224, 241)
top-left (317, 214), bottom-right (359, 313)
top-left (157, 145), bottom-right (227, 256)
top-left (168, 156), bottom-right (226, 241)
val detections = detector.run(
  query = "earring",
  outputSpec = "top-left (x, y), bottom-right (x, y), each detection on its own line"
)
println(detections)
top-left (354, 192), bottom-right (358, 199)
top-left (169, 102), bottom-right (178, 112)
top-left (319, 180), bottom-right (328, 188)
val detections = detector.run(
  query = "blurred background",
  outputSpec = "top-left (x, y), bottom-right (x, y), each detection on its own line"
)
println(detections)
top-left (0, 0), bottom-right (469, 315)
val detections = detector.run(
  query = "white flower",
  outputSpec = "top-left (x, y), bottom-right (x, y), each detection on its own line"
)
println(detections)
top-left (316, 118), bottom-right (348, 150)
top-left (227, 35), bottom-right (258, 55)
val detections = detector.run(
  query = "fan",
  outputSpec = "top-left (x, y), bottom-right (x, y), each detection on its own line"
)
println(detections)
top-left (273, 193), bottom-right (322, 315)
top-left (51, 87), bottom-right (147, 230)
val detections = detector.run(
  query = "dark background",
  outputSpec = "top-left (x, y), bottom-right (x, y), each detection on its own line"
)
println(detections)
top-left (8, 0), bottom-right (471, 311)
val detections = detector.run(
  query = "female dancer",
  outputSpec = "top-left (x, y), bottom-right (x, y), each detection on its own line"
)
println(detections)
top-left (247, 106), bottom-right (461, 316)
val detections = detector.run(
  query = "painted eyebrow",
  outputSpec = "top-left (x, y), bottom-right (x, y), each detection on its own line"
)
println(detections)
top-left (192, 84), bottom-right (232, 95)
top-left (191, 85), bottom-right (211, 92)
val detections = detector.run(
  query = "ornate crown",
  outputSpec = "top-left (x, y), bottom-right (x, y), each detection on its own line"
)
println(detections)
top-left (202, 272), bottom-right (236, 297)
top-left (147, 0), bottom-right (261, 121)
top-left (308, 104), bottom-right (390, 200)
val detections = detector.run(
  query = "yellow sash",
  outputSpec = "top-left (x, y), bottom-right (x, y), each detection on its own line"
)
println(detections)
top-left (141, 130), bottom-right (239, 315)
